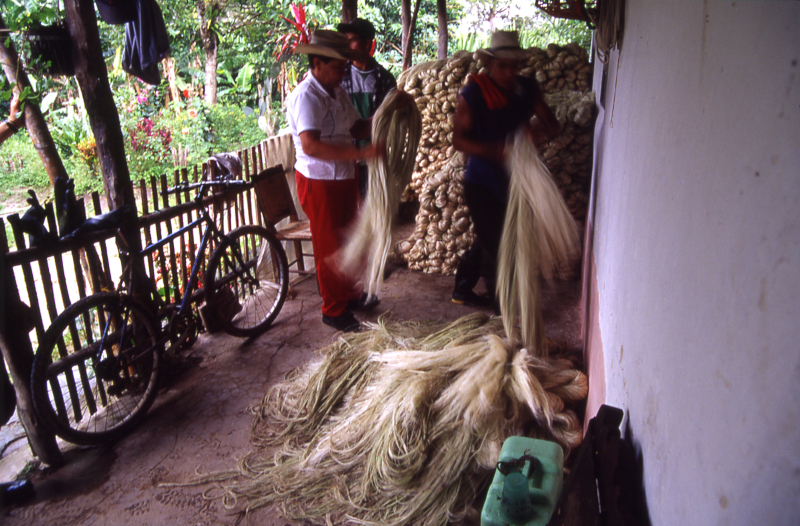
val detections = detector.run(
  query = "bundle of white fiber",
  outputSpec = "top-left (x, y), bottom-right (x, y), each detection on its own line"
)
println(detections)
top-left (171, 313), bottom-right (588, 526)
top-left (497, 128), bottom-right (581, 355)
top-left (339, 89), bottom-right (422, 296)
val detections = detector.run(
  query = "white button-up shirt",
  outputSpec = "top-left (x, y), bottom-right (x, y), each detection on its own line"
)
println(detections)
top-left (287, 72), bottom-right (360, 180)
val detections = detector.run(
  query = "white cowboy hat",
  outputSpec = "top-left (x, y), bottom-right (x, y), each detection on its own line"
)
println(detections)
top-left (475, 30), bottom-right (529, 62)
top-left (293, 29), bottom-right (359, 61)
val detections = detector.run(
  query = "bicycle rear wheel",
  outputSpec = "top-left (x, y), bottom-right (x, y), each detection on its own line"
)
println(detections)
top-left (30, 292), bottom-right (162, 445)
top-left (205, 225), bottom-right (289, 337)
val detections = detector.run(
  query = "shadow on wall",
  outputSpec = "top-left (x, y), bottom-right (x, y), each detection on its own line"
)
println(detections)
top-left (550, 404), bottom-right (652, 526)
top-left (624, 414), bottom-right (653, 526)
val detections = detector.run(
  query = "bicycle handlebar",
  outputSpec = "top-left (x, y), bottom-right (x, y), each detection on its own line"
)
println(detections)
top-left (162, 177), bottom-right (250, 196)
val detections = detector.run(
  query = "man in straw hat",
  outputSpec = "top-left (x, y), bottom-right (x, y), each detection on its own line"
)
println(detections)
top-left (451, 30), bottom-right (561, 309)
top-left (287, 29), bottom-right (382, 332)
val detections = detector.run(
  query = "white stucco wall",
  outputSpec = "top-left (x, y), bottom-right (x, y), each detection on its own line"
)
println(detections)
top-left (588, 1), bottom-right (800, 524)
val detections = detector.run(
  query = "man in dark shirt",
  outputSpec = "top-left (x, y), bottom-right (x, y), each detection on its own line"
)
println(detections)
top-left (451, 31), bottom-right (561, 308)
top-left (337, 18), bottom-right (397, 198)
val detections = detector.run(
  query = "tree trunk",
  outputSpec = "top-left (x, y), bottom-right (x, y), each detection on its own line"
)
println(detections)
top-left (0, 15), bottom-right (69, 187)
top-left (163, 57), bottom-right (180, 108)
top-left (64, 0), bottom-right (148, 303)
top-left (401, 0), bottom-right (410, 64)
top-left (437, 0), bottom-right (448, 60)
top-left (64, 0), bottom-right (135, 212)
top-left (341, 0), bottom-right (357, 23)
top-left (197, 0), bottom-right (220, 105)
top-left (402, 0), bottom-right (423, 70)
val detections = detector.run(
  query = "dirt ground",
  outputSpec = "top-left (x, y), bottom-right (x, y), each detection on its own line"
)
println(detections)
top-left (0, 237), bottom-right (583, 526)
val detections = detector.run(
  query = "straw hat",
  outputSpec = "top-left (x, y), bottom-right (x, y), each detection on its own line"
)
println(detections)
top-left (475, 30), bottom-right (528, 62)
top-left (293, 30), bottom-right (359, 61)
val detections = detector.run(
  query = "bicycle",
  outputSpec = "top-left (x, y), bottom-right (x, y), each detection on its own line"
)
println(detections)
top-left (29, 177), bottom-right (290, 445)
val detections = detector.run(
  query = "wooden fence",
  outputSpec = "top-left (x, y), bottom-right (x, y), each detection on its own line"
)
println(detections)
top-left (1, 133), bottom-right (296, 358)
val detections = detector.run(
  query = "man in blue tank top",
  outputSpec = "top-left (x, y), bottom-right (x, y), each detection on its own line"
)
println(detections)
top-left (451, 31), bottom-right (561, 309)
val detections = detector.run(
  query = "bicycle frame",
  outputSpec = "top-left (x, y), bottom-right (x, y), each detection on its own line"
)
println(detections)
top-left (118, 179), bottom-right (250, 320)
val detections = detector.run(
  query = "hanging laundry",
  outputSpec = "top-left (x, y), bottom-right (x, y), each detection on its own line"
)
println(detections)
top-left (95, 0), bottom-right (137, 25)
top-left (122, 0), bottom-right (170, 85)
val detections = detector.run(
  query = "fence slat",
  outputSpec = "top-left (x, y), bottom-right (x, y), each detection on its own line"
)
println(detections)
top-left (7, 215), bottom-right (46, 343)
top-left (173, 170), bottom-right (189, 294)
top-left (138, 179), bottom-right (156, 282)
top-left (180, 169), bottom-right (198, 278)
top-left (148, 176), bottom-right (170, 303)
top-left (45, 206), bottom-right (71, 312)
top-left (160, 174), bottom-right (181, 304)
top-left (91, 193), bottom-right (113, 290)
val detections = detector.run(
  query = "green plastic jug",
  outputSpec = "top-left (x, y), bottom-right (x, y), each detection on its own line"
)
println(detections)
top-left (480, 436), bottom-right (564, 526)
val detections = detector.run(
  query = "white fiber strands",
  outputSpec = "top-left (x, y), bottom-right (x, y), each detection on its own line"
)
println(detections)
top-left (165, 313), bottom-right (588, 525)
top-left (339, 90), bottom-right (422, 296)
top-left (497, 128), bottom-right (581, 355)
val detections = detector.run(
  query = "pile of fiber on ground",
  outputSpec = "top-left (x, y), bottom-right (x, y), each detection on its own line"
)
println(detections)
top-left (173, 313), bottom-right (586, 526)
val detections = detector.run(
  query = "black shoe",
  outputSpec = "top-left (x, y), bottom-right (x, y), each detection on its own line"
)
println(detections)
top-left (452, 290), bottom-right (493, 308)
top-left (348, 293), bottom-right (380, 312)
top-left (322, 311), bottom-right (362, 332)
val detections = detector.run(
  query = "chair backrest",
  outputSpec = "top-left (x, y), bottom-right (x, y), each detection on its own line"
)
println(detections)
top-left (250, 165), bottom-right (298, 225)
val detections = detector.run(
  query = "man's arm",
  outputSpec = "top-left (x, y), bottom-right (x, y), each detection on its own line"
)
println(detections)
top-left (350, 118), bottom-right (372, 141)
top-left (299, 129), bottom-right (380, 162)
top-left (0, 92), bottom-right (26, 146)
top-left (532, 97), bottom-right (561, 139)
top-left (451, 95), bottom-right (504, 164)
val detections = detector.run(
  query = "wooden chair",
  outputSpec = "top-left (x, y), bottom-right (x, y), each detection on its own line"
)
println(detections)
top-left (250, 165), bottom-right (315, 284)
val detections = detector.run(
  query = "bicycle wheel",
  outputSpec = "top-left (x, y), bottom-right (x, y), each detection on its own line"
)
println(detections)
top-left (30, 292), bottom-right (162, 445)
top-left (205, 225), bottom-right (289, 337)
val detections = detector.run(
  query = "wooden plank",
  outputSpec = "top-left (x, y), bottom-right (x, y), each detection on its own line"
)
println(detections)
top-left (91, 192), bottom-right (113, 288)
top-left (46, 208), bottom-right (73, 313)
top-left (173, 170), bottom-right (189, 293)
top-left (150, 176), bottom-right (169, 304)
top-left (138, 179), bottom-right (156, 282)
top-left (160, 174), bottom-right (180, 304)
top-left (7, 214), bottom-right (46, 343)
top-left (35, 208), bottom-right (85, 421)
top-left (181, 169), bottom-right (198, 275)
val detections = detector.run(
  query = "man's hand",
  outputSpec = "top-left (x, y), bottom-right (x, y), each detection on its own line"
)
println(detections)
top-left (9, 91), bottom-right (26, 129)
top-left (359, 140), bottom-right (386, 161)
top-left (394, 90), bottom-right (415, 110)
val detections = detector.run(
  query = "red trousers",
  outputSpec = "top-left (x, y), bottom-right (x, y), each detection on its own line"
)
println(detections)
top-left (295, 170), bottom-right (361, 317)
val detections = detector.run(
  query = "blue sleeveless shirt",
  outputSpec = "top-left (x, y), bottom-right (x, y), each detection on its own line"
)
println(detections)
top-left (460, 75), bottom-right (541, 201)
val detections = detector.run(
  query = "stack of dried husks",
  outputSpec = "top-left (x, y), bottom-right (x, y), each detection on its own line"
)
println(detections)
top-left (394, 43), bottom-right (595, 275)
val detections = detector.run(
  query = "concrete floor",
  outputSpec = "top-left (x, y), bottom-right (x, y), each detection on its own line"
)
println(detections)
top-left (0, 249), bottom-right (582, 525)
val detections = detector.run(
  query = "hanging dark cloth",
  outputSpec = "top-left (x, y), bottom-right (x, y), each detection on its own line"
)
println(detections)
top-left (122, 0), bottom-right (170, 85)
top-left (95, 0), bottom-right (137, 24)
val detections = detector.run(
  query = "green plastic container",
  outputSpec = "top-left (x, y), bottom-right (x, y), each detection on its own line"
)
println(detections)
top-left (480, 436), bottom-right (564, 526)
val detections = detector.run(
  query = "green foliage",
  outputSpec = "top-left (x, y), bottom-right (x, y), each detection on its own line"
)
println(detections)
top-left (0, 133), bottom-right (51, 192)
top-left (1, 0), bottom-right (591, 202)
top-left (1, 0), bottom-right (58, 31)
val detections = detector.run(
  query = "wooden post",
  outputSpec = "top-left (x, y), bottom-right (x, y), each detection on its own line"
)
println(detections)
top-left (63, 0), bottom-right (149, 303)
top-left (341, 0), bottom-right (357, 23)
top-left (0, 223), bottom-right (63, 467)
top-left (63, 0), bottom-right (134, 212)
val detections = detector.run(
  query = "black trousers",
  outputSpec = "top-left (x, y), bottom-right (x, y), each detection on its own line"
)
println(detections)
top-left (453, 181), bottom-right (508, 298)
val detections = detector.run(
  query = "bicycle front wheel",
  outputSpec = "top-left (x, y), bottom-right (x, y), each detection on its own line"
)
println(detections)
top-left (205, 225), bottom-right (289, 337)
top-left (30, 292), bottom-right (162, 445)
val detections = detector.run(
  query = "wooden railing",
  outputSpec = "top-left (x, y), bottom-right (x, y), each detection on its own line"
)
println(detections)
top-left (0, 133), bottom-right (296, 463)
top-left (2, 133), bottom-right (295, 350)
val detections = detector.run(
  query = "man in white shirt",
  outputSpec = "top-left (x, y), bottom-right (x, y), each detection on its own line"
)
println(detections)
top-left (287, 30), bottom-right (381, 332)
